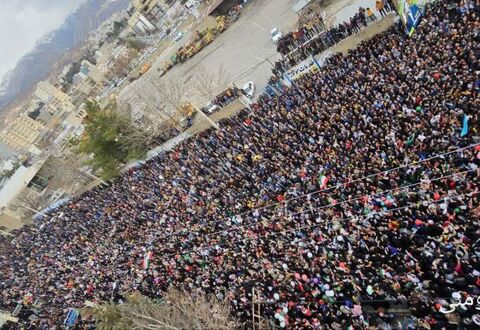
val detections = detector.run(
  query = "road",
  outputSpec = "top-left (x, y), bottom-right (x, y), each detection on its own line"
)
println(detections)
top-left (118, 0), bottom-right (297, 113)
top-left (118, 0), bottom-right (386, 114)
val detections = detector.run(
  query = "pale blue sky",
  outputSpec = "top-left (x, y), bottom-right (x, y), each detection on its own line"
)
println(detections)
top-left (0, 0), bottom-right (86, 80)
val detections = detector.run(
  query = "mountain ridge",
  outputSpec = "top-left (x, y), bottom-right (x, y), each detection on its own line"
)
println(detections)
top-left (0, 0), bottom-right (130, 113)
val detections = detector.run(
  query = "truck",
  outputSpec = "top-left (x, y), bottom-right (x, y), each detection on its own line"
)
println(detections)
top-left (139, 63), bottom-right (151, 75)
top-left (168, 10), bottom-right (241, 66)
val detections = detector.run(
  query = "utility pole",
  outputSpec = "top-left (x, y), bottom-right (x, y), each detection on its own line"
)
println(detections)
top-left (78, 169), bottom-right (108, 186)
top-left (132, 83), bottom-right (183, 130)
top-left (19, 203), bottom-right (45, 218)
top-left (193, 104), bottom-right (219, 130)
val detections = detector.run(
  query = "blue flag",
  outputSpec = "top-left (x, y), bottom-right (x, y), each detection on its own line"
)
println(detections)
top-left (312, 55), bottom-right (322, 70)
top-left (388, 244), bottom-right (399, 256)
top-left (64, 308), bottom-right (79, 326)
top-left (460, 114), bottom-right (469, 137)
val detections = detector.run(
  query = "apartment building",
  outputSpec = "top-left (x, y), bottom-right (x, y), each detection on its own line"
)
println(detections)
top-left (34, 81), bottom-right (74, 113)
top-left (0, 115), bottom-right (45, 153)
top-left (128, 0), bottom-right (177, 33)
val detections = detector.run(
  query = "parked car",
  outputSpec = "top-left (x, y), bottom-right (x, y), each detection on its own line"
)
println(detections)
top-left (203, 102), bottom-right (220, 114)
top-left (242, 81), bottom-right (255, 98)
top-left (271, 27), bottom-right (282, 43)
top-left (228, 5), bottom-right (241, 22)
top-left (173, 31), bottom-right (184, 42)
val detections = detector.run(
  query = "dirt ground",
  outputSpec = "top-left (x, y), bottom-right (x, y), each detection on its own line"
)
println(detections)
top-left (331, 13), bottom-right (396, 54)
top-left (0, 213), bottom-right (25, 232)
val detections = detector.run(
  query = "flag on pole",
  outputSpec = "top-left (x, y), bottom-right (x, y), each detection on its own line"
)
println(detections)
top-left (312, 55), bottom-right (322, 70)
top-left (460, 114), bottom-right (469, 137)
top-left (64, 308), bottom-right (79, 327)
top-left (318, 174), bottom-right (329, 189)
top-left (143, 251), bottom-right (153, 269)
top-left (406, 134), bottom-right (415, 146)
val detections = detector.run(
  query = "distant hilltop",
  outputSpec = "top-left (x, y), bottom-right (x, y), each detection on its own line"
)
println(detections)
top-left (0, 0), bottom-right (130, 112)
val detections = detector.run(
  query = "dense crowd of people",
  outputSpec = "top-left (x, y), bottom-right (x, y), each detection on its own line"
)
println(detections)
top-left (274, 0), bottom-right (395, 75)
top-left (1, 0), bottom-right (480, 329)
top-left (275, 20), bottom-right (325, 56)
top-left (212, 86), bottom-right (244, 108)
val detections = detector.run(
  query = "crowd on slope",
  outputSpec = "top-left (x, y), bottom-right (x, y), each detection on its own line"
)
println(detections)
top-left (1, 0), bottom-right (480, 329)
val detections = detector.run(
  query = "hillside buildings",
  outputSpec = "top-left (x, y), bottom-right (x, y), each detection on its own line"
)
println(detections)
top-left (34, 81), bottom-right (75, 113)
top-left (128, 0), bottom-right (182, 33)
top-left (0, 115), bottom-right (44, 154)
top-left (73, 60), bottom-right (108, 97)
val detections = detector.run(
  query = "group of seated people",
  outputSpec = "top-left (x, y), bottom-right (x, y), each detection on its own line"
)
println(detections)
top-left (1, 0), bottom-right (479, 329)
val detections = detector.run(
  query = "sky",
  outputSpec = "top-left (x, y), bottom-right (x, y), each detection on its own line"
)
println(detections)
top-left (0, 0), bottom-right (86, 81)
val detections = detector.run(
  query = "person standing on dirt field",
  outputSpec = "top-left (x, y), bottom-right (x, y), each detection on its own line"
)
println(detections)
top-left (377, 0), bottom-right (387, 17)
top-left (385, 0), bottom-right (395, 12)
top-left (367, 7), bottom-right (378, 21)
top-left (358, 7), bottom-right (368, 26)
top-left (350, 16), bottom-right (361, 33)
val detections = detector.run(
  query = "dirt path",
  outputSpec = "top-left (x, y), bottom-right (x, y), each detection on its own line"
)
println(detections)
top-left (330, 14), bottom-right (396, 54)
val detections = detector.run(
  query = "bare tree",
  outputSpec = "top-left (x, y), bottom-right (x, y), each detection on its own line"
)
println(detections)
top-left (130, 83), bottom-right (183, 130)
top-left (118, 124), bottom-right (168, 153)
top-left (107, 55), bottom-right (130, 80)
top-left (155, 74), bottom-right (222, 130)
top-left (60, 154), bottom-right (107, 186)
top-left (117, 101), bottom-right (134, 120)
top-left (96, 100), bottom-right (169, 154)
top-left (149, 77), bottom-right (188, 112)
top-left (37, 155), bottom-right (93, 193)
top-left (128, 48), bottom-right (139, 62)
top-left (14, 188), bottom-right (52, 216)
top-left (191, 65), bottom-right (232, 104)
top-left (83, 287), bottom-right (239, 330)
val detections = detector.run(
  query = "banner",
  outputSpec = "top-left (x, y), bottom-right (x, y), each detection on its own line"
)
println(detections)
top-left (398, 0), bottom-right (422, 36)
top-left (64, 308), bottom-right (79, 327)
top-left (461, 114), bottom-right (469, 137)
top-left (284, 52), bottom-right (332, 81)
top-left (265, 85), bottom-right (279, 97)
top-left (143, 251), bottom-right (153, 269)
